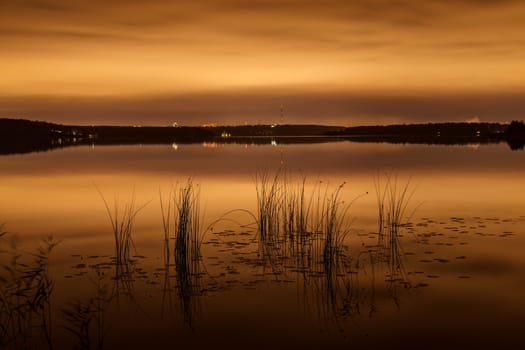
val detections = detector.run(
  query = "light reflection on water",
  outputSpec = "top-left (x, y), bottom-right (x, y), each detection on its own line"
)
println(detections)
top-left (1, 141), bottom-right (524, 349)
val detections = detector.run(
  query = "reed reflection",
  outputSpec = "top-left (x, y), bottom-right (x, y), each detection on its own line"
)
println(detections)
top-left (62, 267), bottom-right (110, 350)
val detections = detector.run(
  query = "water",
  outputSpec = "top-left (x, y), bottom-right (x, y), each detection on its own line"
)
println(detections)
top-left (1, 140), bottom-right (524, 349)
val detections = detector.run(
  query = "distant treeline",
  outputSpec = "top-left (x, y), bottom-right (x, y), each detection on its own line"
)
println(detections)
top-left (0, 118), bottom-right (214, 154)
top-left (0, 119), bottom-right (73, 154)
top-left (329, 121), bottom-right (525, 150)
top-left (329, 122), bottom-right (506, 137)
top-left (85, 125), bottom-right (213, 143)
top-left (1, 118), bottom-right (524, 155)
top-left (211, 124), bottom-right (344, 137)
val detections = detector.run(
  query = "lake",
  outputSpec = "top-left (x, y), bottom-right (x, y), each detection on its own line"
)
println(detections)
top-left (1, 140), bottom-right (524, 349)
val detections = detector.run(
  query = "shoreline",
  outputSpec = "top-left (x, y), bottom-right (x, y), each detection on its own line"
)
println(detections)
top-left (1, 118), bottom-right (524, 155)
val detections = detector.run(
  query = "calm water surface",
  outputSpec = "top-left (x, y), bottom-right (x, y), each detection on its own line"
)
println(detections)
top-left (1, 141), bottom-right (524, 349)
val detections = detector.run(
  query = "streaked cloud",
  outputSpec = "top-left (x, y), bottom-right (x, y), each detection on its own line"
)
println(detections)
top-left (2, 90), bottom-right (524, 126)
top-left (1, 0), bottom-right (524, 123)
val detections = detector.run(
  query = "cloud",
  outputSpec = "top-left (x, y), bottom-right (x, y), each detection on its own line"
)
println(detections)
top-left (1, 0), bottom-right (524, 117)
top-left (0, 27), bottom-right (138, 41)
top-left (2, 1), bottom-right (522, 38)
top-left (2, 1), bottom-right (523, 53)
top-left (1, 90), bottom-right (524, 126)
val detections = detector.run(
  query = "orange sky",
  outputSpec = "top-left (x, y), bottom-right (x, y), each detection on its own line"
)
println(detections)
top-left (1, 0), bottom-right (524, 125)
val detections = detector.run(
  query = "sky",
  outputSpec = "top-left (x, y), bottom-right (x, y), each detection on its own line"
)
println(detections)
top-left (1, 0), bottom-right (524, 126)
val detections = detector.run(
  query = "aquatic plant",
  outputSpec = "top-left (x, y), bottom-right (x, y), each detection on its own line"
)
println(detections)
top-left (318, 182), bottom-right (353, 265)
top-left (374, 175), bottom-right (388, 243)
top-left (386, 175), bottom-right (415, 234)
top-left (97, 188), bottom-right (147, 265)
top-left (373, 174), bottom-right (418, 288)
top-left (255, 171), bottom-right (282, 240)
top-left (281, 176), bottom-right (311, 240)
top-left (174, 179), bottom-right (202, 267)
top-left (159, 190), bottom-right (172, 265)
top-left (253, 171), bottom-right (367, 283)
top-left (374, 174), bottom-right (416, 240)
top-left (160, 179), bottom-right (203, 266)
top-left (160, 179), bottom-right (204, 328)
top-left (0, 235), bottom-right (58, 349)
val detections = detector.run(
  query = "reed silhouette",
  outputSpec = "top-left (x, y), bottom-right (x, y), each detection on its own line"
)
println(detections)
top-left (97, 189), bottom-right (148, 266)
top-left (0, 172), bottom-right (434, 346)
top-left (95, 187), bottom-right (152, 306)
top-left (0, 233), bottom-right (58, 350)
top-left (160, 179), bottom-right (205, 329)
top-left (374, 174), bottom-right (416, 243)
top-left (254, 171), bottom-right (365, 270)
top-left (373, 174), bottom-right (419, 304)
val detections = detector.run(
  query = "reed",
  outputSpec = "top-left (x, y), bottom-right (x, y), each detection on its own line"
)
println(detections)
top-left (373, 174), bottom-right (418, 284)
top-left (174, 180), bottom-right (201, 267)
top-left (160, 179), bottom-right (203, 268)
top-left (318, 182), bottom-right (353, 272)
top-left (255, 171), bottom-right (282, 240)
top-left (374, 174), bottom-right (416, 239)
top-left (254, 171), bottom-right (306, 273)
top-left (160, 179), bottom-right (203, 328)
top-left (0, 235), bottom-right (58, 349)
top-left (96, 188), bottom-right (147, 265)
top-left (174, 180), bottom-right (203, 329)
top-left (159, 190), bottom-right (172, 265)
top-left (373, 175), bottom-right (388, 243)
top-left (255, 171), bottom-right (319, 244)
top-left (253, 171), bottom-right (366, 284)
top-left (282, 176), bottom-right (312, 242)
top-left (386, 175), bottom-right (415, 234)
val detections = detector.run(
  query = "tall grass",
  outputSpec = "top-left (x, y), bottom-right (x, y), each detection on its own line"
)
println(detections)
top-left (255, 171), bottom-right (282, 240)
top-left (174, 180), bottom-right (201, 269)
top-left (373, 174), bottom-right (418, 285)
top-left (374, 174), bottom-right (416, 240)
top-left (160, 179), bottom-right (202, 266)
top-left (96, 188), bottom-right (147, 265)
top-left (374, 175), bottom-right (387, 243)
top-left (159, 190), bottom-right (172, 265)
top-left (159, 179), bottom-right (203, 328)
top-left (0, 234), bottom-right (58, 349)
top-left (282, 175), bottom-right (314, 246)
top-left (253, 171), bottom-right (376, 326)
top-left (317, 182), bottom-right (353, 274)
top-left (253, 171), bottom-right (364, 275)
